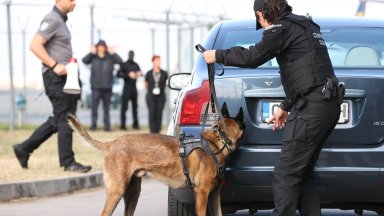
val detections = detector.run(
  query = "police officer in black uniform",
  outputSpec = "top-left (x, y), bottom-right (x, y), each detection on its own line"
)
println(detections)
top-left (117, 50), bottom-right (142, 130)
top-left (202, 0), bottom-right (341, 215)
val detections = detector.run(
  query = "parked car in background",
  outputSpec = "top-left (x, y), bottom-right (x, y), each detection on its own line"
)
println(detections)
top-left (167, 17), bottom-right (384, 215)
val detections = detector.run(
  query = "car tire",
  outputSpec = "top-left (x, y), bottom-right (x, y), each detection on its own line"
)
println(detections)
top-left (168, 188), bottom-right (196, 216)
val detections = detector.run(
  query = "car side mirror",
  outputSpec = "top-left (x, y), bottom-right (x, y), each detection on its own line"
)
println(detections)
top-left (168, 73), bottom-right (191, 91)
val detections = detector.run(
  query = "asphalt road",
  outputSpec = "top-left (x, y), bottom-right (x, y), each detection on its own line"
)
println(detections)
top-left (0, 178), bottom-right (379, 216)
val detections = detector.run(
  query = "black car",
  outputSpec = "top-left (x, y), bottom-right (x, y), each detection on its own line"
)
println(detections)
top-left (167, 17), bottom-right (384, 215)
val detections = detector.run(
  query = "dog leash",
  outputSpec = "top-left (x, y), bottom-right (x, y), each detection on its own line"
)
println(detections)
top-left (178, 44), bottom-right (232, 189)
top-left (196, 44), bottom-right (230, 182)
top-left (200, 103), bottom-right (226, 182)
top-left (195, 44), bottom-right (228, 134)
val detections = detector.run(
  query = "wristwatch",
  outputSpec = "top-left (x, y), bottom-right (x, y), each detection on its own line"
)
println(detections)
top-left (50, 61), bottom-right (58, 70)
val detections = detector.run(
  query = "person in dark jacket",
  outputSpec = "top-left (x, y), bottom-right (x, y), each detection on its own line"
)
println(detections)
top-left (117, 50), bottom-right (142, 130)
top-left (82, 40), bottom-right (122, 131)
top-left (202, 0), bottom-right (341, 215)
top-left (144, 55), bottom-right (168, 133)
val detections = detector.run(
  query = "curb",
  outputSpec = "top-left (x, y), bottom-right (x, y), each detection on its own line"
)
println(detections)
top-left (0, 171), bottom-right (103, 202)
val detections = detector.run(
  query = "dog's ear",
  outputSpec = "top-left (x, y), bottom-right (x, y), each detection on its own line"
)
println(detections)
top-left (221, 102), bottom-right (230, 118)
top-left (236, 107), bottom-right (245, 129)
top-left (236, 107), bottom-right (244, 121)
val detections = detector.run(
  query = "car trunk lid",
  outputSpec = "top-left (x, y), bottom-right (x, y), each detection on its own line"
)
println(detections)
top-left (214, 67), bottom-right (384, 146)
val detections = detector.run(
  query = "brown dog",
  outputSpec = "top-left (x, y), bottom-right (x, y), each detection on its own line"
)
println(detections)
top-left (67, 104), bottom-right (244, 216)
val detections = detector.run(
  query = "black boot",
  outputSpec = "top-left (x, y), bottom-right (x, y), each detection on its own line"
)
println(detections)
top-left (13, 144), bottom-right (30, 169)
top-left (64, 161), bottom-right (92, 173)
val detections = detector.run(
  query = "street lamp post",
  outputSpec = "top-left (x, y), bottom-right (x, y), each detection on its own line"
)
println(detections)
top-left (164, 10), bottom-right (171, 125)
top-left (165, 10), bottom-right (170, 73)
top-left (21, 28), bottom-right (26, 95)
top-left (6, 0), bottom-right (15, 130)
top-left (17, 16), bottom-right (29, 100)
top-left (190, 26), bottom-right (195, 71)
top-left (150, 27), bottom-right (155, 55)
top-left (90, 3), bottom-right (95, 45)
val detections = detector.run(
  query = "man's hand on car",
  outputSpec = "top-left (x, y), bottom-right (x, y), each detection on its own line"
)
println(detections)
top-left (267, 108), bottom-right (288, 131)
top-left (202, 50), bottom-right (217, 64)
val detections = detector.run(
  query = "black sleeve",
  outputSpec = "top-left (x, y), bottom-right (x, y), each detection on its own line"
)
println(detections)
top-left (160, 70), bottom-right (168, 89)
top-left (163, 70), bottom-right (168, 80)
top-left (145, 71), bottom-right (151, 82)
top-left (280, 98), bottom-right (294, 112)
top-left (82, 53), bottom-right (95, 64)
top-left (111, 53), bottom-right (123, 64)
top-left (116, 63), bottom-right (127, 79)
top-left (215, 25), bottom-right (284, 68)
top-left (134, 63), bottom-right (141, 72)
top-left (261, 25), bottom-right (284, 54)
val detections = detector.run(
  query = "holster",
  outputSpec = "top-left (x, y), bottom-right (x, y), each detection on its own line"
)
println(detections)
top-left (322, 77), bottom-right (345, 105)
top-left (337, 82), bottom-right (345, 105)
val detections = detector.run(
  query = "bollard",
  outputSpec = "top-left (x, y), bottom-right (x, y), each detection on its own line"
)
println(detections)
top-left (15, 93), bottom-right (26, 128)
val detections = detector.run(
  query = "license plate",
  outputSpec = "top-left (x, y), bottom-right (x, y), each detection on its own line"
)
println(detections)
top-left (262, 101), bottom-right (349, 124)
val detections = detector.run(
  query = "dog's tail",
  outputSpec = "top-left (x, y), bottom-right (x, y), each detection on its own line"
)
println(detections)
top-left (67, 114), bottom-right (105, 150)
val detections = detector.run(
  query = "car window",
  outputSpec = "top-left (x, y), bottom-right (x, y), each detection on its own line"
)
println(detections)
top-left (214, 28), bottom-right (279, 68)
top-left (214, 27), bottom-right (384, 69)
top-left (322, 27), bottom-right (384, 68)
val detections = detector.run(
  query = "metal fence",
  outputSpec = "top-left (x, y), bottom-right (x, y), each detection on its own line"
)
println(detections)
top-left (0, 0), bottom-right (231, 129)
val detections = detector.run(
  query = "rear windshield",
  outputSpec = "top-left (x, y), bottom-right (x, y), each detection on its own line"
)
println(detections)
top-left (214, 27), bottom-right (384, 68)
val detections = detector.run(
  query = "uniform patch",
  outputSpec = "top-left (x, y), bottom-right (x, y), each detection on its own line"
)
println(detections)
top-left (40, 22), bottom-right (49, 31)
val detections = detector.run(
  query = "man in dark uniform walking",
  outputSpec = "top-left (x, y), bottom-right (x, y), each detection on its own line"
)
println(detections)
top-left (202, 0), bottom-right (342, 215)
top-left (117, 50), bottom-right (142, 130)
top-left (12, 0), bottom-right (91, 173)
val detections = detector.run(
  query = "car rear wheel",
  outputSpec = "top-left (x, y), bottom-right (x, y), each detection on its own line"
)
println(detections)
top-left (168, 188), bottom-right (196, 216)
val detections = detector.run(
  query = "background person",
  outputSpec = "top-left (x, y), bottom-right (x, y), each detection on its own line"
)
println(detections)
top-left (12, 0), bottom-right (91, 173)
top-left (117, 50), bottom-right (142, 130)
top-left (202, 0), bottom-right (341, 215)
top-left (144, 55), bottom-right (168, 133)
top-left (82, 39), bottom-right (122, 131)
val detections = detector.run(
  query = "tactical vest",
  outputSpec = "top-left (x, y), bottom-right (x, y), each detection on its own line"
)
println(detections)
top-left (279, 14), bottom-right (335, 97)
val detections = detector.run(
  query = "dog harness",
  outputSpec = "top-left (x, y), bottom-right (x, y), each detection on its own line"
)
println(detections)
top-left (178, 125), bottom-right (233, 189)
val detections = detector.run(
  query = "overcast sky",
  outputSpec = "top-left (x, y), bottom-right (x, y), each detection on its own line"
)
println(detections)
top-left (0, 0), bottom-right (383, 90)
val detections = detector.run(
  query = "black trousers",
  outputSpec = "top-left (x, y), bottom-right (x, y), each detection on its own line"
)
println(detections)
top-left (146, 94), bottom-right (165, 133)
top-left (272, 93), bottom-right (340, 216)
top-left (91, 89), bottom-right (112, 130)
top-left (20, 70), bottom-right (77, 167)
top-left (120, 87), bottom-right (139, 128)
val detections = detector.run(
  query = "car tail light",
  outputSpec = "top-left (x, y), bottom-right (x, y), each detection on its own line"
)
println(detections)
top-left (179, 80), bottom-right (214, 125)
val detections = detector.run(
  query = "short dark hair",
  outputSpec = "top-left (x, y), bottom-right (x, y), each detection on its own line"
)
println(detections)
top-left (263, 0), bottom-right (292, 24)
